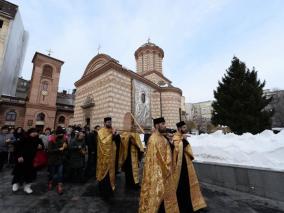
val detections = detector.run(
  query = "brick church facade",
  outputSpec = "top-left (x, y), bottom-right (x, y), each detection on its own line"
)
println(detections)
top-left (0, 52), bottom-right (74, 130)
top-left (74, 42), bottom-right (183, 129)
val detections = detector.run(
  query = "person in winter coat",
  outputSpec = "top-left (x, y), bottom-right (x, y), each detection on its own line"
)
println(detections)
top-left (47, 126), bottom-right (68, 194)
top-left (12, 128), bottom-right (44, 194)
top-left (68, 131), bottom-right (86, 182)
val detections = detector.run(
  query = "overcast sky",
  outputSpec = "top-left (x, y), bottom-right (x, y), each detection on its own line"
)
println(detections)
top-left (12, 0), bottom-right (284, 103)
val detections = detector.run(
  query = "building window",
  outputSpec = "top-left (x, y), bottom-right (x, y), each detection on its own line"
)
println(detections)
top-left (0, 20), bottom-right (3, 28)
top-left (36, 113), bottom-right (45, 121)
top-left (5, 110), bottom-right (16, 121)
top-left (42, 65), bottom-right (53, 78)
top-left (141, 92), bottom-right (146, 103)
top-left (58, 116), bottom-right (65, 124)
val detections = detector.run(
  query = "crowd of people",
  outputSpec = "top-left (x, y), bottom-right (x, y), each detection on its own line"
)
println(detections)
top-left (0, 124), bottom-right (100, 194)
top-left (0, 117), bottom-right (207, 213)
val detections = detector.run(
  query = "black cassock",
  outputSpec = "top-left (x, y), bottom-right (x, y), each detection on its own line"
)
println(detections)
top-left (85, 131), bottom-right (98, 178)
top-left (121, 138), bottom-right (142, 188)
top-left (176, 140), bottom-right (194, 213)
top-left (98, 134), bottom-right (121, 198)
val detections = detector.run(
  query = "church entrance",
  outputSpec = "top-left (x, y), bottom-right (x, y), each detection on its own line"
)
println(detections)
top-left (86, 117), bottom-right (90, 127)
top-left (35, 125), bottom-right (44, 132)
top-left (35, 112), bottom-right (45, 132)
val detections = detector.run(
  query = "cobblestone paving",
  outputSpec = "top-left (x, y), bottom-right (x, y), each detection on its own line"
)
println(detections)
top-left (0, 167), bottom-right (284, 213)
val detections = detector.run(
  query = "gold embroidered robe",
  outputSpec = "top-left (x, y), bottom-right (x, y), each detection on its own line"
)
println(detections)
top-left (173, 132), bottom-right (207, 212)
top-left (119, 132), bottom-right (144, 184)
top-left (96, 127), bottom-right (117, 190)
top-left (139, 131), bottom-right (179, 213)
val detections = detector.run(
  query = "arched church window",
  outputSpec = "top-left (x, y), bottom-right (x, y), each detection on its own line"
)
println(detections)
top-left (58, 116), bottom-right (65, 124)
top-left (141, 92), bottom-right (146, 103)
top-left (36, 113), bottom-right (45, 121)
top-left (42, 65), bottom-right (53, 78)
top-left (5, 110), bottom-right (17, 121)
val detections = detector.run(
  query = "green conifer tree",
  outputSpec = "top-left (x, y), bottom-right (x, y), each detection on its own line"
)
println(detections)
top-left (211, 57), bottom-right (272, 135)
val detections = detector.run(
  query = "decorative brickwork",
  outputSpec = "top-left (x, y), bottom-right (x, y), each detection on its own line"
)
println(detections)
top-left (74, 43), bottom-right (183, 130)
top-left (161, 92), bottom-right (181, 128)
top-left (135, 42), bottom-right (163, 75)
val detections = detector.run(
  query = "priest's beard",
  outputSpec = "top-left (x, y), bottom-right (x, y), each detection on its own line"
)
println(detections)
top-left (105, 124), bottom-right (112, 129)
top-left (158, 126), bottom-right (167, 134)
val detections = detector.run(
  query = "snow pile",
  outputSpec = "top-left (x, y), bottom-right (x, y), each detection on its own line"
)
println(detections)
top-left (189, 130), bottom-right (284, 171)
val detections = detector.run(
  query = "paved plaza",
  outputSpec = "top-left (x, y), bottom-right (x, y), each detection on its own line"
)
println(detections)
top-left (0, 167), bottom-right (284, 213)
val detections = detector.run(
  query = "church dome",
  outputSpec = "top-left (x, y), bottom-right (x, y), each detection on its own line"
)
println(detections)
top-left (134, 41), bottom-right (164, 59)
top-left (82, 53), bottom-right (118, 77)
top-left (135, 40), bottom-right (164, 75)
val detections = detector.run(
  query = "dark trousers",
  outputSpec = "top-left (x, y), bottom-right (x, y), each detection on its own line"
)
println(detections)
top-left (85, 153), bottom-right (96, 178)
top-left (48, 164), bottom-right (64, 183)
top-left (12, 162), bottom-right (36, 184)
top-left (0, 152), bottom-right (8, 171)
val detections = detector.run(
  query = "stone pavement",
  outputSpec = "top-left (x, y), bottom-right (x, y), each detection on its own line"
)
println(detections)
top-left (1, 167), bottom-right (284, 213)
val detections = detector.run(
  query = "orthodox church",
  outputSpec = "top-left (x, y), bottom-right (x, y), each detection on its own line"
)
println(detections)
top-left (74, 41), bottom-right (183, 129)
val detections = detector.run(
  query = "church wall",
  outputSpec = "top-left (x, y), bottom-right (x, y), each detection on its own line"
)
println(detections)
top-left (158, 57), bottom-right (163, 73)
top-left (73, 70), bottom-right (113, 128)
top-left (135, 49), bottom-right (163, 74)
top-left (136, 56), bottom-right (143, 74)
top-left (144, 73), bottom-right (170, 85)
top-left (155, 53), bottom-right (162, 73)
top-left (74, 68), bottom-right (133, 130)
top-left (143, 53), bottom-right (148, 73)
top-left (151, 91), bottom-right (161, 119)
top-left (0, 105), bottom-right (26, 127)
top-left (149, 52), bottom-right (154, 71)
top-left (55, 111), bottom-right (74, 128)
top-left (108, 70), bottom-right (132, 130)
top-left (23, 107), bottom-right (56, 130)
top-left (161, 91), bottom-right (181, 128)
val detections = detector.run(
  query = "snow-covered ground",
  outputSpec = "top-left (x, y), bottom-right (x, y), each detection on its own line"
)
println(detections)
top-left (189, 130), bottom-right (284, 171)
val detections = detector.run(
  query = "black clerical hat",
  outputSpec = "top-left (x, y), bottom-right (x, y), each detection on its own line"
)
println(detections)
top-left (104, 117), bottom-right (112, 122)
top-left (153, 117), bottom-right (165, 125)
top-left (176, 121), bottom-right (186, 128)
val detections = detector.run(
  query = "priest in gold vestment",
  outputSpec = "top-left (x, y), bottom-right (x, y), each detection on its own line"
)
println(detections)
top-left (139, 117), bottom-right (179, 213)
top-left (119, 131), bottom-right (144, 188)
top-left (96, 117), bottom-right (119, 198)
top-left (173, 121), bottom-right (207, 212)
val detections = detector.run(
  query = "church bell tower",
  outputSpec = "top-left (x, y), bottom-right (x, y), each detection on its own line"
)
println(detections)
top-left (24, 52), bottom-right (64, 130)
